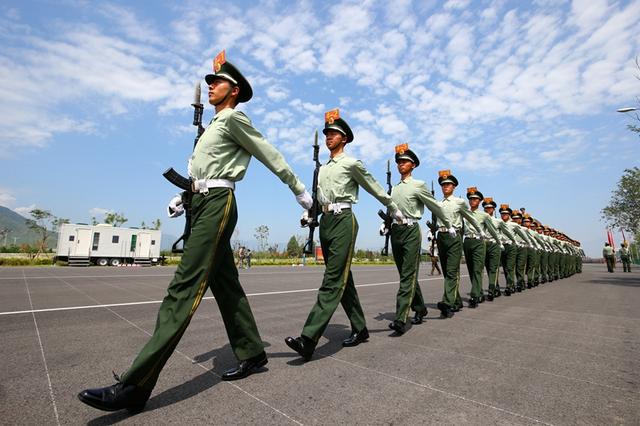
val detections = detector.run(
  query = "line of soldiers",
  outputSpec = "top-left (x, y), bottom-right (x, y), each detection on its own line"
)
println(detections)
top-left (77, 53), bottom-right (583, 415)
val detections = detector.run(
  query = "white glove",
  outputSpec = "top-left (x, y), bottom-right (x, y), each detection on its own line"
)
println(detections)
top-left (480, 231), bottom-right (488, 240)
top-left (379, 223), bottom-right (389, 236)
top-left (499, 244), bottom-right (505, 251)
top-left (296, 190), bottom-right (314, 210)
top-left (447, 226), bottom-right (457, 236)
top-left (167, 195), bottom-right (184, 218)
top-left (391, 209), bottom-right (405, 223)
top-left (300, 210), bottom-right (310, 228)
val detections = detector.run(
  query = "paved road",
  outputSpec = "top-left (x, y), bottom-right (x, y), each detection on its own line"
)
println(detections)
top-left (0, 263), bottom-right (638, 425)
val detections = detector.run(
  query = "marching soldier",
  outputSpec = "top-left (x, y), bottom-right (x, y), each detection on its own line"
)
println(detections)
top-left (537, 224), bottom-right (552, 283)
top-left (463, 188), bottom-right (501, 308)
top-left (620, 242), bottom-right (632, 272)
top-left (498, 205), bottom-right (518, 295)
top-left (385, 145), bottom-right (452, 335)
top-left (522, 214), bottom-right (542, 288)
top-left (434, 170), bottom-right (483, 318)
top-left (285, 109), bottom-right (405, 360)
top-left (603, 242), bottom-right (615, 272)
top-left (78, 51), bottom-right (314, 412)
top-left (509, 209), bottom-right (532, 292)
top-left (482, 198), bottom-right (516, 300)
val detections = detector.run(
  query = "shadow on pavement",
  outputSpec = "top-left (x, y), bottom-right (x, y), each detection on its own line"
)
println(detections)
top-left (86, 370), bottom-right (220, 426)
top-left (586, 273), bottom-right (640, 287)
top-left (87, 342), bottom-right (274, 425)
top-left (269, 324), bottom-right (351, 365)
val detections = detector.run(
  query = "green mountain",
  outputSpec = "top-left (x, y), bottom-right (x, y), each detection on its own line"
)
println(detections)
top-left (0, 206), bottom-right (57, 248)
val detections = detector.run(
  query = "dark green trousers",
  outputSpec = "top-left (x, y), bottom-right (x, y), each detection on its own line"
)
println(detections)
top-left (437, 231), bottom-right (463, 309)
top-left (526, 248), bottom-right (537, 284)
top-left (463, 237), bottom-right (486, 298)
top-left (621, 256), bottom-right (631, 272)
top-left (500, 244), bottom-right (517, 290)
top-left (515, 246), bottom-right (527, 287)
top-left (484, 242), bottom-right (501, 292)
top-left (302, 210), bottom-right (366, 343)
top-left (121, 189), bottom-right (263, 391)
top-left (391, 224), bottom-right (426, 323)
top-left (547, 252), bottom-right (555, 280)
top-left (577, 255), bottom-right (583, 273)
top-left (540, 251), bottom-right (548, 282)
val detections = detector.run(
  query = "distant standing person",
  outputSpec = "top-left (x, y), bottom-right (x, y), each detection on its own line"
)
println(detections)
top-left (619, 242), bottom-right (631, 272)
top-left (246, 249), bottom-right (252, 269)
top-left (603, 242), bottom-right (615, 273)
top-left (237, 246), bottom-right (246, 269)
top-left (430, 243), bottom-right (441, 275)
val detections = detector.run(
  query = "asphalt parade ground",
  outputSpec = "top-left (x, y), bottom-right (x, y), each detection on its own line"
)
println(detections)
top-left (0, 263), bottom-right (638, 425)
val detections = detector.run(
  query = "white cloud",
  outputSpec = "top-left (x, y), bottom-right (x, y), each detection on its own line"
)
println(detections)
top-left (352, 110), bottom-right (375, 123)
top-left (444, 0), bottom-right (471, 10)
top-left (0, 188), bottom-right (16, 206)
top-left (14, 205), bottom-right (36, 218)
top-left (266, 85), bottom-right (290, 102)
top-left (89, 207), bottom-right (112, 218)
top-left (97, 4), bottom-right (163, 44)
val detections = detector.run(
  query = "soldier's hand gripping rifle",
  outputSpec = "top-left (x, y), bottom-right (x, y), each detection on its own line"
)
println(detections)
top-left (377, 160), bottom-right (392, 256)
top-left (301, 130), bottom-right (320, 255)
top-left (162, 82), bottom-right (205, 253)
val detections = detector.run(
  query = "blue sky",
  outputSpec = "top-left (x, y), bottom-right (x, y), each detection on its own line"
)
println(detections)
top-left (1, 0), bottom-right (639, 257)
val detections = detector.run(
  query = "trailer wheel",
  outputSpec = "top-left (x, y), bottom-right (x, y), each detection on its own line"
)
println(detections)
top-left (110, 258), bottom-right (121, 267)
top-left (96, 258), bottom-right (108, 267)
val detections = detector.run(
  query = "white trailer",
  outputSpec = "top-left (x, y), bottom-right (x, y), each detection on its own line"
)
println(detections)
top-left (55, 223), bottom-right (162, 266)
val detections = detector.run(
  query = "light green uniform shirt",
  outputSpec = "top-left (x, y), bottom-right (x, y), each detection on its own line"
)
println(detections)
top-left (390, 177), bottom-right (450, 226)
top-left (317, 153), bottom-right (398, 210)
top-left (504, 220), bottom-right (530, 245)
top-left (190, 108), bottom-right (305, 195)
top-left (619, 247), bottom-right (630, 258)
top-left (527, 228), bottom-right (546, 250)
top-left (465, 209), bottom-right (500, 242)
top-left (436, 195), bottom-right (482, 233)
top-left (521, 227), bottom-right (540, 249)
top-left (602, 246), bottom-right (614, 256)
top-left (488, 215), bottom-right (516, 245)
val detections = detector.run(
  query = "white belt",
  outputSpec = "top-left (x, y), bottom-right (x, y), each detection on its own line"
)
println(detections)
top-left (322, 202), bottom-right (351, 214)
top-left (394, 218), bottom-right (417, 226)
top-left (192, 178), bottom-right (235, 194)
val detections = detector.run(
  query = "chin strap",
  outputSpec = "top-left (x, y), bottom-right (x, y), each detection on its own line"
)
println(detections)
top-left (213, 86), bottom-right (235, 106)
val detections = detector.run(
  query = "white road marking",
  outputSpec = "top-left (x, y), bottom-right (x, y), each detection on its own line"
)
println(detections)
top-left (0, 275), bottom-right (453, 316)
top-left (23, 271), bottom-right (60, 426)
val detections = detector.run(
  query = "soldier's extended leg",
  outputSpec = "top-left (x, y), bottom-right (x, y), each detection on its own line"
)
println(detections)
top-left (301, 211), bottom-right (366, 344)
top-left (390, 225), bottom-right (426, 330)
top-left (516, 246), bottom-right (527, 290)
top-left (437, 231), bottom-right (463, 316)
top-left (526, 248), bottom-right (536, 288)
top-left (501, 244), bottom-right (516, 295)
top-left (539, 251), bottom-right (547, 283)
top-left (484, 241), bottom-right (501, 300)
top-left (464, 237), bottom-right (485, 307)
top-left (121, 189), bottom-right (263, 391)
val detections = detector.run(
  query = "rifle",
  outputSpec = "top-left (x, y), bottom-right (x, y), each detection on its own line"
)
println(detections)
top-left (302, 130), bottom-right (320, 255)
top-left (425, 180), bottom-right (437, 255)
top-left (377, 160), bottom-right (392, 256)
top-left (162, 81), bottom-right (205, 253)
